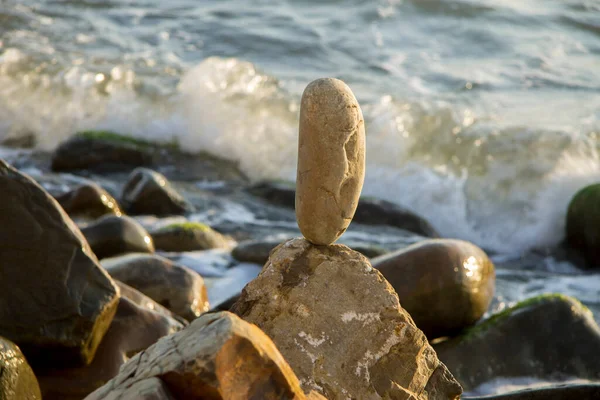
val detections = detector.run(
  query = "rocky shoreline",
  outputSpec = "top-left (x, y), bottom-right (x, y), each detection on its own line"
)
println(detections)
top-left (1, 123), bottom-right (600, 399)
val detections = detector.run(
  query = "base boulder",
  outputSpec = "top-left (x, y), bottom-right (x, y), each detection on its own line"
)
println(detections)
top-left (231, 238), bottom-right (462, 399)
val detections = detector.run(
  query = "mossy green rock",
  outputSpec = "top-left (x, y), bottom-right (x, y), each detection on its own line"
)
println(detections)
top-left (566, 184), bottom-right (600, 268)
top-left (433, 294), bottom-right (600, 391)
top-left (0, 336), bottom-right (42, 400)
top-left (372, 239), bottom-right (495, 339)
top-left (75, 130), bottom-right (175, 149)
top-left (51, 131), bottom-right (161, 172)
top-left (151, 222), bottom-right (231, 252)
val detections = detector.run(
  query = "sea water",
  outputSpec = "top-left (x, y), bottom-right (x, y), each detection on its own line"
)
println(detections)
top-left (1, 0), bottom-right (599, 306)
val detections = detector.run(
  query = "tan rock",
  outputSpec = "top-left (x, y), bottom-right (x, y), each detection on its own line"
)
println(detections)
top-left (103, 254), bottom-right (209, 321)
top-left (231, 238), bottom-right (462, 399)
top-left (86, 311), bottom-right (307, 400)
top-left (0, 159), bottom-right (119, 368)
top-left (296, 78), bottom-right (365, 245)
top-left (0, 336), bottom-right (42, 400)
top-left (36, 285), bottom-right (184, 400)
top-left (372, 239), bottom-right (495, 339)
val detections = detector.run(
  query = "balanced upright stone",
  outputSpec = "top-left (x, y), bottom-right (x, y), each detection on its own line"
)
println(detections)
top-left (296, 78), bottom-right (366, 245)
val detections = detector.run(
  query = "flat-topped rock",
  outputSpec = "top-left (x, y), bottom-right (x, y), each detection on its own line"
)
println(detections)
top-left (296, 78), bottom-right (366, 245)
top-left (0, 160), bottom-right (119, 368)
top-left (81, 215), bottom-right (155, 259)
top-left (231, 238), bottom-right (462, 399)
top-left (103, 253), bottom-right (209, 321)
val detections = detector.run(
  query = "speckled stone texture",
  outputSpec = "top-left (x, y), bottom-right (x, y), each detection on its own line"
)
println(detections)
top-left (231, 238), bottom-right (462, 400)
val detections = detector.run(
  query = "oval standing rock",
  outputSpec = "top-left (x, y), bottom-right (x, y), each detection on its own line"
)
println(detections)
top-left (296, 78), bottom-right (366, 245)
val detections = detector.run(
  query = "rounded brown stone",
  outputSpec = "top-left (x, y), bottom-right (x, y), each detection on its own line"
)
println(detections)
top-left (296, 78), bottom-right (365, 245)
top-left (55, 183), bottom-right (122, 219)
top-left (372, 239), bottom-right (496, 339)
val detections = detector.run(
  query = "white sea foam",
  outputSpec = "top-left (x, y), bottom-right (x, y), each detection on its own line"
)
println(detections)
top-left (464, 376), bottom-right (598, 397)
top-left (1, 54), bottom-right (599, 255)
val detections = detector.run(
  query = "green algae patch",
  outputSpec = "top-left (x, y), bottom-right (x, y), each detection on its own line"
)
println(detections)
top-left (76, 130), bottom-right (179, 150)
top-left (462, 293), bottom-right (591, 341)
top-left (163, 222), bottom-right (211, 232)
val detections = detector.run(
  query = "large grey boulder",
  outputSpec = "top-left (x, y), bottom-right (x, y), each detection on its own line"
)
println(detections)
top-left (0, 160), bottom-right (119, 367)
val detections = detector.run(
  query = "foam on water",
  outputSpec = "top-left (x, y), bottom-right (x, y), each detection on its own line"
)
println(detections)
top-left (0, 48), bottom-right (184, 150)
top-left (464, 376), bottom-right (598, 397)
top-left (1, 53), bottom-right (600, 255)
top-left (174, 59), bottom-right (600, 254)
top-left (2, 0), bottom-right (600, 256)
